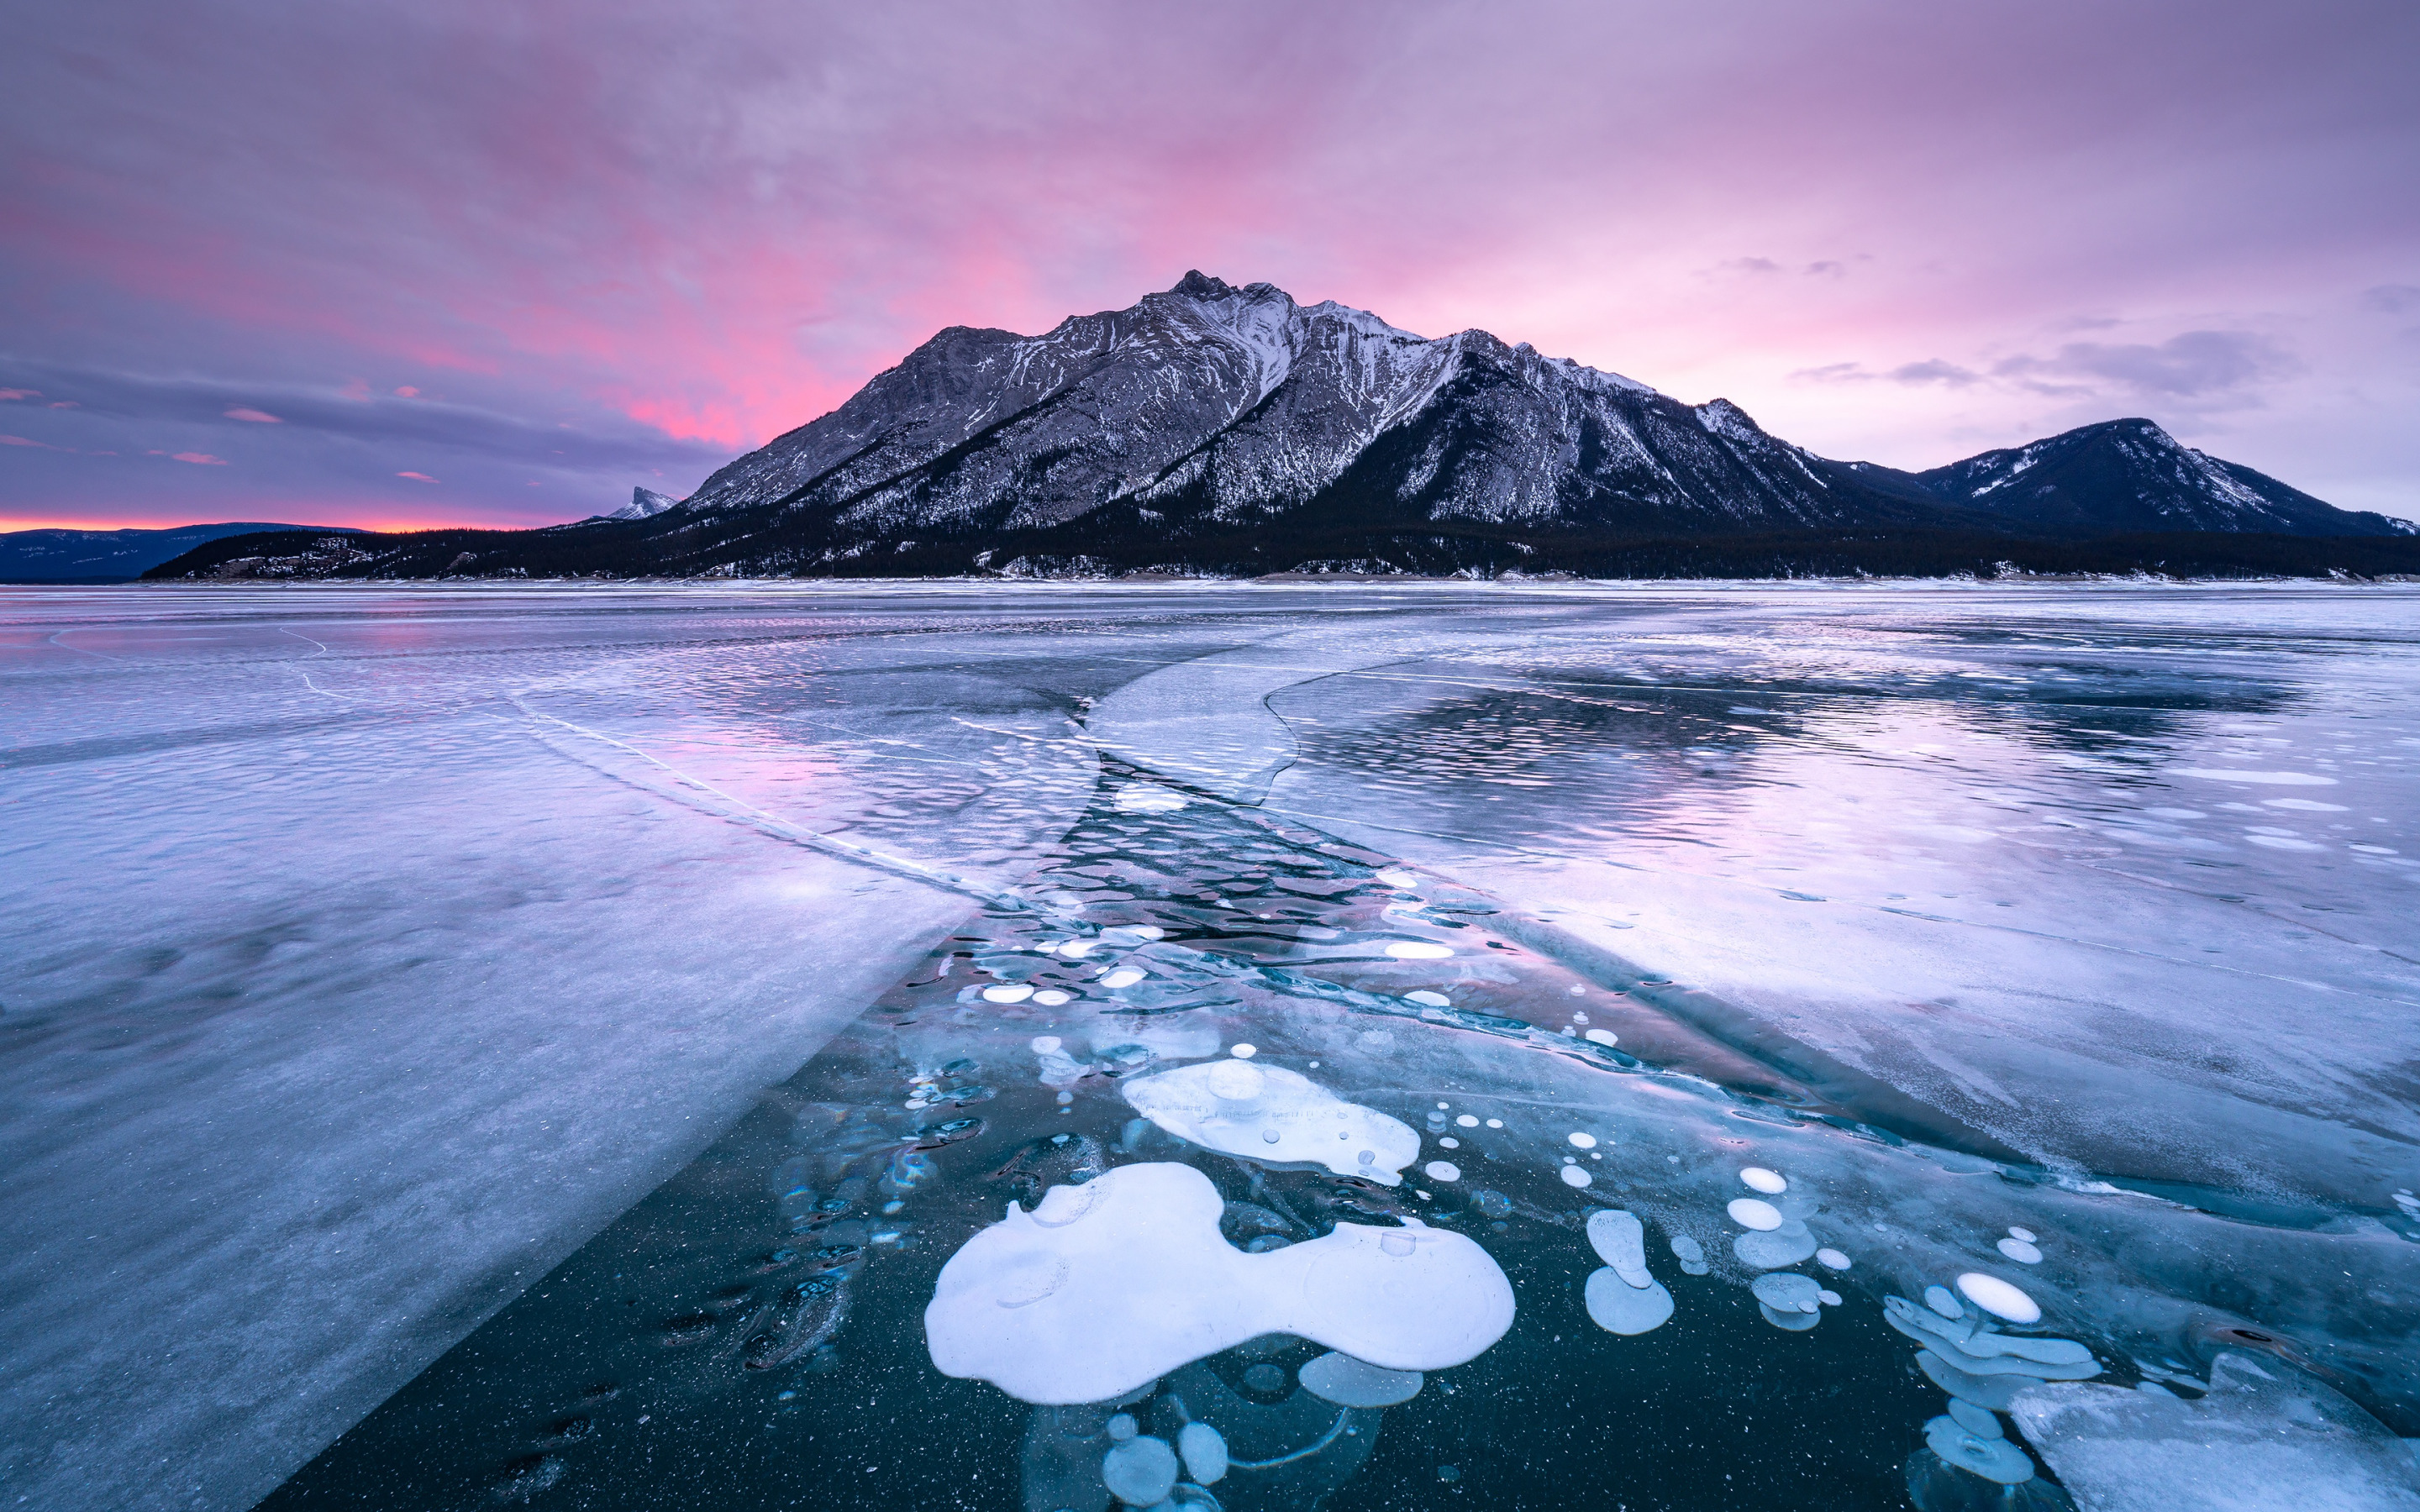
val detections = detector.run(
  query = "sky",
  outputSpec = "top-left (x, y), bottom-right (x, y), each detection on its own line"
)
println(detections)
top-left (3, 1), bottom-right (2416, 533)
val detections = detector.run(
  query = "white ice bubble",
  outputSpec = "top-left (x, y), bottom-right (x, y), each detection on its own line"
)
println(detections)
top-left (979, 984), bottom-right (1032, 1003)
top-left (2264, 797), bottom-right (2349, 811)
top-left (1727, 1198), bottom-right (1783, 1231)
top-left (1752, 1272), bottom-right (1823, 1316)
top-left (1956, 1272), bottom-right (2042, 1325)
top-left (2171, 768), bottom-right (2337, 786)
top-left (1739, 1167), bottom-right (1787, 1194)
top-left (1567, 1132), bottom-right (1597, 1149)
top-left (1056, 940), bottom-right (1099, 958)
top-left (1031, 1036), bottom-right (1063, 1054)
top-left (1583, 1029), bottom-right (1619, 1047)
top-left (1386, 942), bottom-right (1455, 959)
top-left (1568, 984), bottom-right (1586, 995)
top-left (1032, 990), bottom-right (1071, 1006)
top-left (1947, 1399), bottom-right (2002, 1438)
top-left (1818, 1289), bottom-right (1842, 1307)
top-left (1584, 1267), bottom-right (1675, 1335)
top-left (1925, 1285), bottom-right (1965, 1320)
top-left (1733, 1228), bottom-right (1818, 1268)
top-left (1375, 869), bottom-right (1418, 888)
top-left (926, 1163), bottom-right (1514, 1404)
top-left (1817, 1247), bottom-right (1852, 1271)
top-left (1439, 1137), bottom-right (1458, 1149)
top-left (1560, 1166), bottom-right (1592, 1189)
top-left (1123, 1062), bottom-right (1420, 1183)
top-left (1298, 1351), bottom-right (1425, 1407)
top-left (1405, 990), bottom-right (1451, 1007)
top-left (2007, 1227), bottom-right (2036, 1243)
top-left (1485, 1119), bottom-right (1502, 1129)
top-left (1586, 1209), bottom-right (1654, 1285)
top-left (1457, 1115), bottom-right (1479, 1127)
top-left (1102, 1435), bottom-right (1181, 1504)
top-left (1229, 1043), bottom-right (1257, 1058)
top-left (1424, 1161), bottom-right (1461, 1183)
top-left (1923, 1417), bottom-right (2036, 1485)
top-left (1176, 1421), bottom-right (1227, 1485)
top-left (1099, 968), bottom-right (1147, 989)
top-left (1997, 1237), bottom-right (2044, 1265)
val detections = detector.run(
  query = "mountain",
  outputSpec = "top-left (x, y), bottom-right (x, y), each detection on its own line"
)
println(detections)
top-left (142, 275), bottom-right (2414, 581)
top-left (3, 522), bottom-right (362, 581)
top-left (648, 271), bottom-right (1992, 573)
top-left (565, 486), bottom-right (684, 527)
top-left (1903, 418), bottom-right (2396, 538)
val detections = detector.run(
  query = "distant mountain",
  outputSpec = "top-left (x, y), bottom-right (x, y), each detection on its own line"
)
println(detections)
top-left (3, 522), bottom-right (362, 581)
top-left (564, 486), bottom-right (684, 527)
top-left (1899, 418), bottom-right (2397, 538)
top-left (143, 275), bottom-right (2415, 581)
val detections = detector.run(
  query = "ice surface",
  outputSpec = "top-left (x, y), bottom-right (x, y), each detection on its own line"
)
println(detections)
top-left (11, 580), bottom-right (2420, 1512)
top-left (923, 1163), bottom-right (1513, 1403)
top-left (1164, 589), bottom-right (2420, 1208)
top-left (2011, 1352), bottom-right (2420, 1510)
top-left (0, 586), bottom-right (1109, 1510)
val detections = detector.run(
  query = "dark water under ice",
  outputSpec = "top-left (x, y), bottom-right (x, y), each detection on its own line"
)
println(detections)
top-left (5, 582), bottom-right (2417, 1512)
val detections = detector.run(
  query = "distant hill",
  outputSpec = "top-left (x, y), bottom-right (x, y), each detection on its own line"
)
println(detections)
top-left (3, 522), bottom-right (362, 581)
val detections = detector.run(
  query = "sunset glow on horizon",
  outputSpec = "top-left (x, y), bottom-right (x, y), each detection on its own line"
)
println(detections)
top-left (4, 1), bottom-right (2416, 532)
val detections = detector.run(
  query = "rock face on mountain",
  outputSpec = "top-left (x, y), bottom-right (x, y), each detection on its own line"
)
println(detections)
top-left (608, 486), bottom-right (683, 522)
top-left (144, 274), bottom-right (2414, 581)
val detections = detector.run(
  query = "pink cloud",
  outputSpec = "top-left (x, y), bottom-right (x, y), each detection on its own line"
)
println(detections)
top-left (224, 406), bottom-right (282, 422)
top-left (0, 388), bottom-right (41, 402)
top-left (396, 470), bottom-right (439, 482)
top-left (2, 433), bottom-right (63, 449)
top-left (171, 451), bottom-right (229, 465)
top-left (393, 386), bottom-right (419, 397)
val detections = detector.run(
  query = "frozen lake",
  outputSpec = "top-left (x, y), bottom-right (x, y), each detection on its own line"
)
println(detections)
top-left (5, 581), bottom-right (2417, 1512)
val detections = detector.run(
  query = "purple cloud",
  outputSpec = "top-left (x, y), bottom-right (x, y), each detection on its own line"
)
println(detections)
top-left (1995, 331), bottom-right (2296, 401)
